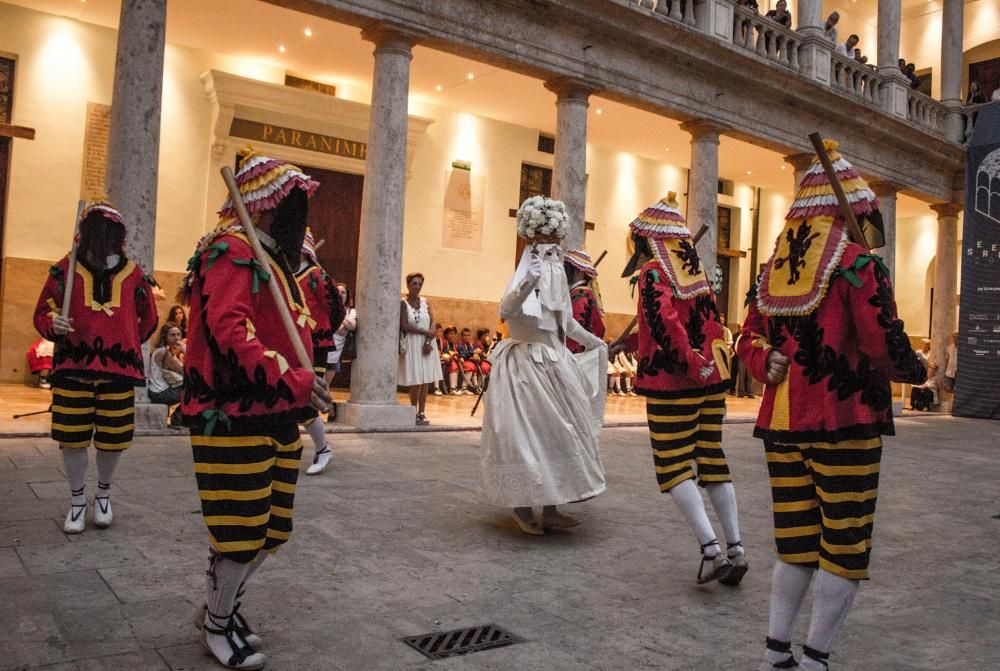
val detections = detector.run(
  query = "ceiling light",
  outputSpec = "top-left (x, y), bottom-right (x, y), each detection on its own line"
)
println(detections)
top-left (747, 170), bottom-right (752, 175)
top-left (596, 108), bottom-right (603, 115)
top-left (435, 84), bottom-right (443, 92)
top-left (781, 165), bottom-right (786, 170)
top-left (664, 147), bottom-right (670, 152)
top-left (278, 44), bottom-right (286, 53)
top-left (304, 28), bottom-right (313, 37)
top-left (467, 72), bottom-right (475, 80)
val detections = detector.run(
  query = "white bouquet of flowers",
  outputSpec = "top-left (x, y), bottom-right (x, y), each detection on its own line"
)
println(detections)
top-left (516, 195), bottom-right (569, 240)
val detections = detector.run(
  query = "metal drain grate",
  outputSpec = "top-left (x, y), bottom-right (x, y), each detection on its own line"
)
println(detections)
top-left (401, 623), bottom-right (522, 660)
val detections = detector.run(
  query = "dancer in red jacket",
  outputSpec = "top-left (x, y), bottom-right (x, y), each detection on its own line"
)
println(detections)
top-left (33, 199), bottom-right (158, 534)
top-left (739, 141), bottom-right (926, 671)
top-left (181, 150), bottom-right (330, 670)
top-left (563, 249), bottom-right (606, 354)
top-left (618, 196), bottom-right (747, 586)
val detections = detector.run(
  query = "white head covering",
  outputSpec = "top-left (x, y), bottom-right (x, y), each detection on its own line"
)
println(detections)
top-left (504, 242), bottom-right (570, 333)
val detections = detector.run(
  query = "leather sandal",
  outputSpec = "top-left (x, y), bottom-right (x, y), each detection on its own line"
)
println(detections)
top-left (720, 540), bottom-right (748, 586)
top-left (696, 539), bottom-right (733, 584)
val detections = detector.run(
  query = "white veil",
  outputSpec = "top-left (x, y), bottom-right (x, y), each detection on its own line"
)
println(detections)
top-left (504, 242), bottom-right (570, 333)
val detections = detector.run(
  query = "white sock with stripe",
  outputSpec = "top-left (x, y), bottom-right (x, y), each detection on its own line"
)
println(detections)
top-left (304, 419), bottom-right (327, 455)
top-left (801, 568), bottom-right (858, 667)
top-left (61, 448), bottom-right (88, 506)
top-left (94, 449), bottom-right (122, 503)
top-left (705, 482), bottom-right (741, 551)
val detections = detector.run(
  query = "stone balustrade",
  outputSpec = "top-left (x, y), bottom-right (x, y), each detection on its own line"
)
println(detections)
top-left (828, 52), bottom-right (881, 105)
top-left (731, 5), bottom-right (800, 70)
top-left (960, 103), bottom-right (986, 144)
top-left (905, 88), bottom-right (947, 135)
top-left (627, 0), bottom-right (962, 145)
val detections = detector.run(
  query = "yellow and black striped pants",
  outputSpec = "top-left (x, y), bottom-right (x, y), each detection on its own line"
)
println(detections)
top-left (192, 420), bottom-right (303, 564)
top-left (51, 378), bottom-right (135, 450)
top-left (765, 438), bottom-right (882, 580)
top-left (646, 391), bottom-right (731, 492)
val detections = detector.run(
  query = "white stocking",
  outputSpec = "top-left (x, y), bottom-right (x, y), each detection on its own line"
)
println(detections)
top-left (462, 370), bottom-right (473, 388)
top-left (765, 561), bottom-right (814, 666)
top-left (94, 449), bottom-right (122, 502)
top-left (448, 371), bottom-right (458, 390)
top-left (61, 448), bottom-right (88, 505)
top-left (304, 419), bottom-right (326, 454)
top-left (802, 569), bottom-right (859, 666)
top-left (203, 550), bottom-right (259, 666)
top-left (669, 479), bottom-right (719, 554)
top-left (705, 482), bottom-right (741, 549)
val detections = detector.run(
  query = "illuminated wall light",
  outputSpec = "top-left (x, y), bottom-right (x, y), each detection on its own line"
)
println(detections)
top-left (595, 108), bottom-right (603, 115)
top-left (435, 84), bottom-right (443, 92)
top-left (664, 147), bottom-right (670, 152)
top-left (467, 72), bottom-right (474, 80)
top-left (304, 28), bottom-right (313, 37)
top-left (780, 165), bottom-right (786, 170)
top-left (747, 170), bottom-right (752, 175)
top-left (278, 44), bottom-right (286, 53)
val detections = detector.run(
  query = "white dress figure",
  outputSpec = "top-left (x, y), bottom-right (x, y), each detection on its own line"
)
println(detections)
top-left (480, 241), bottom-right (608, 534)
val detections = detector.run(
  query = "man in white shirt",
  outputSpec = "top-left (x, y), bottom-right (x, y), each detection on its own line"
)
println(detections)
top-left (835, 34), bottom-right (859, 57)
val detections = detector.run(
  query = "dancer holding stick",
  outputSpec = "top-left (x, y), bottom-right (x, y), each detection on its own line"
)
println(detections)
top-left (740, 139), bottom-right (925, 671)
top-left (33, 199), bottom-right (158, 534)
top-left (181, 150), bottom-right (330, 670)
top-left (615, 195), bottom-right (747, 586)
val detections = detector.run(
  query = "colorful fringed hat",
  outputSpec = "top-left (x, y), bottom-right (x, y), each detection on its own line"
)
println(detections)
top-left (564, 249), bottom-right (598, 277)
top-left (628, 197), bottom-right (690, 240)
top-left (787, 139), bottom-right (880, 225)
top-left (218, 148), bottom-right (319, 219)
top-left (80, 198), bottom-right (126, 228)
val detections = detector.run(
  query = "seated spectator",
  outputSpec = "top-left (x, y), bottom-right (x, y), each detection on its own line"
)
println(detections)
top-left (433, 323), bottom-right (447, 395)
top-left (823, 12), bottom-right (839, 43)
top-left (166, 303), bottom-right (188, 339)
top-left (910, 363), bottom-right (942, 411)
top-left (615, 350), bottom-right (638, 396)
top-left (737, 0), bottom-right (760, 13)
top-left (456, 328), bottom-right (483, 394)
top-left (835, 34), bottom-right (859, 57)
top-left (439, 325), bottom-right (463, 395)
top-left (148, 322), bottom-right (185, 425)
top-left (916, 338), bottom-right (931, 367)
top-left (764, 0), bottom-right (791, 28)
top-left (967, 81), bottom-right (987, 104)
top-left (26, 338), bottom-right (54, 389)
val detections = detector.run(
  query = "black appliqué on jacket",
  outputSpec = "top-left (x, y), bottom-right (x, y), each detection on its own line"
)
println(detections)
top-left (54, 336), bottom-right (144, 373)
top-left (638, 270), bottom-right (687, 378)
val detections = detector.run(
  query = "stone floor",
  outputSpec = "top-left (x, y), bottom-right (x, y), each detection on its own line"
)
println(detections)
top-left (1, 415), bottom-right (997, 670)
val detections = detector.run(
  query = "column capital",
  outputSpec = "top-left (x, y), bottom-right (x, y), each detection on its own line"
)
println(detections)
top-left (361, 21), bottom-right (422, 52)
top-left (868, 179), bottom-right (904, 196)
top-left (783, 152), bottom-right (815, 172)
top-left (681, 119), bottom-right (728, 141)
top-left (544, 76), bottom-right (599, 101)
top-left (930, 202), bottom-right (962, 218)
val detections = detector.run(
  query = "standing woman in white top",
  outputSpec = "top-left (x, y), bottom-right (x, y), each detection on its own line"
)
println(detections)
top-left (325, 282), bottom-right (357, 388)
top-left (399, 272), bottom-right (443, 426)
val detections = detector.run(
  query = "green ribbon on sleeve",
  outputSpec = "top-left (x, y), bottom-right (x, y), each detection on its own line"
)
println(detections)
top-left (200, 408), bottom-right (231, 437)
top-left (231, 257), bottom-right (272, 293)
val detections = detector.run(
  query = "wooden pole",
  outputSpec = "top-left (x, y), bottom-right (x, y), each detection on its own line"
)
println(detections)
top-left (313, 238), bottom-right (326, 252)
top-left (220, 166), bottom-right (313, 371)
top-left (593, 250), bottom-right (608, 268)
top-left (807, 133), bottom-right (870, 250)
top-left (60, 200), bottom-right (86, 320)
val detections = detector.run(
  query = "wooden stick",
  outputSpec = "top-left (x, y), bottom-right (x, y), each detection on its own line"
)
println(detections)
top-left (220, 166), bottom-right (313, 371)
top-left (807, 133), bottom-right (869, 250)
top-left (313, 238), bottom-right (326, 252)
top-left (593, 250), bottom-right (608, 268)
top-left (61, 200), bottom-right (86, 320)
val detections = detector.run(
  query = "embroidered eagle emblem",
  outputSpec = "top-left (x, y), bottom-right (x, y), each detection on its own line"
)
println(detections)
top-left (773, 221), bottom-right (820, 285)
top-left (671, 240), bottom-right (702, 276)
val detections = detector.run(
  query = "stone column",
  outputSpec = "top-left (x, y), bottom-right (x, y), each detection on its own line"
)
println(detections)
top-left (876, 0), bottom-right (901, 76)
top-left (681, 120), bottom-right (726, 274)
top-left (929, 203), bottom-right (961, 370)
top-left (544, 77), bottom-right (595, 250)
top-left (342, 24), bottom-right (420, 430)
top-left (106, 0), bottom-right (166, 274)
top-left (941, 0), bottom-right (965, 141)
top-left (869, 181), bottom-right (900, 286)
top-left (783, 152), bottom-right (814, 192)
top-left (105, 0), bottom-right (166, 426)
top-left (796, 0), bottom-right (823, 36)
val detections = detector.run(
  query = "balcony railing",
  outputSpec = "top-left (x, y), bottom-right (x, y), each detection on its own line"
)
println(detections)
top-left (960, 103), bottom-right (985, 143)
top-left (628, 0), bottom-right (963, 144)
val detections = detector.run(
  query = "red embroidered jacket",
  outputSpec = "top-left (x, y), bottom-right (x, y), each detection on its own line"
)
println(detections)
top-left (737, 245), bottom-right (927, 443)
top-left (630, 261), bottom-right (728, 398)
top-left (33, 256), bottom-right (158, 386)
top-left (294, 262), bottom-right (345, 374)
top-left (181, 232), bottom-right (317, 428)
top-left (567, 285), bottom-right (606, 354)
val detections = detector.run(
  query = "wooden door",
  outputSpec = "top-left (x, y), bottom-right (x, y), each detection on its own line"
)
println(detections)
top-left (299, 163), bottom-right (364, 387)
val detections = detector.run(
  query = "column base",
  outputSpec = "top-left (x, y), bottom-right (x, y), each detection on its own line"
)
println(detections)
top-left (337, 401), bottom-right (416, 431)
top-left (134, 402), bottom-right (168, 430)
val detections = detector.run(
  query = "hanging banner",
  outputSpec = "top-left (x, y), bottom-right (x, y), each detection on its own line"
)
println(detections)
top-left (954, 103), bottom-right (1000, 419)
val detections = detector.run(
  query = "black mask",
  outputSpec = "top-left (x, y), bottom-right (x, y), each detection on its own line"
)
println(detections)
top-left (78, 212), bottom-right (125, 266)
top-left (270, 188), bottom-right (309, 266)
top-left (622, 233), bottom-right (651, 278)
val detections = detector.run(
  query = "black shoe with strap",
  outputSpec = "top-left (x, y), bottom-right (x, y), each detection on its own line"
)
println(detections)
top-left (765, 637), bottom-right (799, 669)
top-left (802, 645), bottom-right (831, 670)
top-left (200, 608), bottom-right (265, 670)
top-left (696, 539), bottom-right (733, 584)
top-left (720, 540), bottom-right (748, 586)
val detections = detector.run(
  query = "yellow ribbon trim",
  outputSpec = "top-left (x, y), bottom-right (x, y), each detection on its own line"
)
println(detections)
top-left (263, 350), bottom-right (290, 375)
top-left (295, 303), bottom-right (317, 330)
top-left (711, 339), bottom-right (731, 381)
top-left (246, 318), bottom-right (257, 341)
